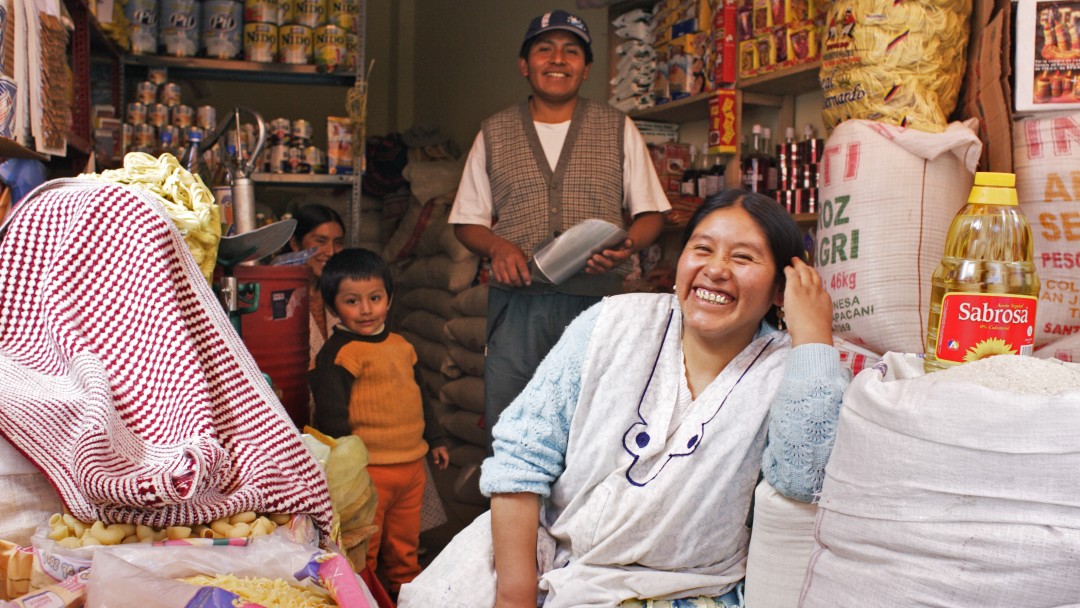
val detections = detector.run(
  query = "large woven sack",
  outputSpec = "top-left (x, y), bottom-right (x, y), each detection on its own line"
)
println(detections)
top-left (744, 479), bottom-right (817, 608)
top-left (398, 287), bottom-right (457, 320)
top-left (444, 317), bottom-right (487, 353)
top-left (453, 284), bottom-right (489, 318)
top-left (801, 353), bottom-right (1080, 607)
top-left (399, 330), bottom-right (447, 378)
top-left (1014, 111), bottom-right (1080, 347)
top-left (401, 309), bottom-right (449, 344)
top-left (440, 376), bottom-right (486, 415)
top-left (815, 119), bottom-right (982, 355)
top-left (397, 254), bottom-right (479, 294)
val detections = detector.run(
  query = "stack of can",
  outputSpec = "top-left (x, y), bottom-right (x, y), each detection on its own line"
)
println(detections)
top-left (265, 116), bottom-right (325, 173)
top-left (775, 126), bottom-right (823, 215)
top-left (159, 0), bottom-right (201, 57)
top-left (322, 0), bottom-right (362, 73)
top-left (203, 0), bottom-right (244, 59)
top-left (278, 0), bottom-right (318, 66)
top-left (243, 0), bottom-right (280, 62)
top-left (126, 0), bottom-right (159, 55)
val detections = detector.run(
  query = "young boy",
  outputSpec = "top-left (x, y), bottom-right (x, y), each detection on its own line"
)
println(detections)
top-left (309, 248), bottom-right (449, 594)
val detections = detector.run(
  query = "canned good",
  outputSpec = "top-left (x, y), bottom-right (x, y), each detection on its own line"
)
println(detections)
top-left (291, 119), bottom-right (312, 145)
top-left (147, 103), bottom-right (170, 127)
top-left (160, 0), bottom-right (201, 58)
top-left (202, 0), bottom-right (243, 59)
top-left (136, 81), bottom-right (158, 105)
top-left (135, 123), bottom-right (157, 148)
top-left (243, 0), bottom-right (279, 24)
top-left (126, 102), bottom-right (148, 125)
top-left (327, 0), bottom-right (360, 31)
top-left (293, 0), bottom-right (326, 28)
top-left (196, 105), bottom-right (217, 130)
top-left (126, 0), bottom-right (159, 54)
top-left (344, 31), bottom-right (361, 74)
top-left (243, 22), bottom-right (278, 62)
top-left (159, 125), bottom-right (181, 152)
top-left (171, 104), bottom-right (194, 128)
top-left (278, 24), bottom-right (313, 64)
top-left (303, 145), bottom-right (325, 173)
top-left (159, 82), bottom-right (183, 106)
top-left (268, 143), bottom-right (288, 173)
top-left (269, 118), bottom-right (291, 143)
top-left (240, 123), bottom-right (257, 156)
top-left (313, 24), bottom-right (347, 72)
top-left (285, 145), bottom-right (308, 173)
top-left (122, 123), bottom-right (135, 154)
top-left (278, 0), bottom-right (294, 25)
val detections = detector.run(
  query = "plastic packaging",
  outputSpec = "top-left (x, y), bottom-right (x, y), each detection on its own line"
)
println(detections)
top-left (924, 172), bottom-right (1041, 372)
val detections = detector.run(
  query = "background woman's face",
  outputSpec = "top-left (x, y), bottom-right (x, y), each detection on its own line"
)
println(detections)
top-left (296, 221), bottom-right (345, 279)
top-left (676, 205), bottom-right (781, 346)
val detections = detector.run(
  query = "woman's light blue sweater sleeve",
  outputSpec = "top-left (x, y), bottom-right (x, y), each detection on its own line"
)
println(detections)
top-left (479, 301), bottom-right (603, 497)
top-left (762, 342), bottom-right (849, 503)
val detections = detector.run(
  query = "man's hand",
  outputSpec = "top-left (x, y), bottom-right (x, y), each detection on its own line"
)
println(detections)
top-left (488, 239), bottom-right (532, 287)
top-left (584, 237), bottom-right (635, 274)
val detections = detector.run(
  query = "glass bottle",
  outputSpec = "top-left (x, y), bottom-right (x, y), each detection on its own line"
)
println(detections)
top-left (924, 172), bottom-right (1041, 373)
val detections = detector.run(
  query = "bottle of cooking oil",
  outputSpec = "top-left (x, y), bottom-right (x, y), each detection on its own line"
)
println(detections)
top-left (924, 172), bottom-right (1040, 373)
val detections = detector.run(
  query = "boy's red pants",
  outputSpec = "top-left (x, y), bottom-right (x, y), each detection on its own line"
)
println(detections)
top-left (366, 457), bottom-right (425, 592)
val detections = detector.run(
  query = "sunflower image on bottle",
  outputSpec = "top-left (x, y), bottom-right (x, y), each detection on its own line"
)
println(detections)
top-left (924, 172), bottom-right (1040, 373)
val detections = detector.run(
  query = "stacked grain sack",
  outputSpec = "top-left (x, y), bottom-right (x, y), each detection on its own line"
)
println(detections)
top-left (285, 189), bottom-right (391, 253)
top-left (383, 158), bottom-right (488, 526)
top-left (745, 2), bottom-right (978, 606)
top-left (1014, 112), bottom-right (1080, 362)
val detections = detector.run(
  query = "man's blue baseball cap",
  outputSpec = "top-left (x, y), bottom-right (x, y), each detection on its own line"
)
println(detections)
top-left (519, 10), bottom-right (593, 64)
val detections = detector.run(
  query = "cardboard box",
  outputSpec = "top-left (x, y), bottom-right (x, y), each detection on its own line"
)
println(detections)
top-left (708, 89), bottom-right (738, 155)
top-left (739, 39), bottom-right (759, 78)
top-left (959, 0), bottom-right (1013, 171)
top-left (648, 142), bottom-right (692, 194)
top-left (1015, 0), bottom-right (1080, 112)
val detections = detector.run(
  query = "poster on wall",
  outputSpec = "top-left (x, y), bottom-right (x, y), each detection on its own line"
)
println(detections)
top-left (1016, 0), bottom-right (1080, 112)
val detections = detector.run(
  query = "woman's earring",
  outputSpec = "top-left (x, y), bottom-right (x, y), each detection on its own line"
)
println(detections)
top-left (776, 306), bottom-right (786, 331)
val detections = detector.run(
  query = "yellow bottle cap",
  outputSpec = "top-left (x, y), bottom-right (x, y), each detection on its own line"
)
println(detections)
top-left (968, 171), bottom-right (1018, 206)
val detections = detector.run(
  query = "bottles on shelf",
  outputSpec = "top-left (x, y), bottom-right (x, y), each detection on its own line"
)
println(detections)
top-left (741, 123), bottom-right (777, 196)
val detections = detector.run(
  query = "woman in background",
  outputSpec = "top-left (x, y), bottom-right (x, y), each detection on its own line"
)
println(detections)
top-left (288, 204), bottom-right (346, 366)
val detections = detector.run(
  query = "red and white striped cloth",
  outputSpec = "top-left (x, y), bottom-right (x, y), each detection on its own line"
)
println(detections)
top-left (0, 179), bottom-right (332, 539)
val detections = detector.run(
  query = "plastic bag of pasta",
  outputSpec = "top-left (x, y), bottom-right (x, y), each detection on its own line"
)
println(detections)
top-left (819, 0), bottom-right (972, 133)
top-left (82, 152), bottom-right (221, 282)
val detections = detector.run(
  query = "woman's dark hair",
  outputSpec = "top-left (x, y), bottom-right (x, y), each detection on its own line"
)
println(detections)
top-left (289, 204), bottom-right (345, 250)
top-left (320, 248), bottom-right (394, 315)
top-left (681, 189), bottom-right (807, 328)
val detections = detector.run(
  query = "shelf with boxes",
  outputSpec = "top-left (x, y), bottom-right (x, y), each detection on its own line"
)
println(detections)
top-left (608, 0), bottom-right (825, 220)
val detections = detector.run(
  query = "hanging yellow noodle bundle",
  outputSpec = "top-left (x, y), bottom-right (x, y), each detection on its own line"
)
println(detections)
top-left (83, 152), bottom-right (221, 282)
top-left (819, 0), bottom-right (972, 133)
top-left (180, 573), bottom-right (337, 608)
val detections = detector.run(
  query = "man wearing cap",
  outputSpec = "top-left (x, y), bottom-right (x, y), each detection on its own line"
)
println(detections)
top-left (449, 9), bottom-right (670, 453)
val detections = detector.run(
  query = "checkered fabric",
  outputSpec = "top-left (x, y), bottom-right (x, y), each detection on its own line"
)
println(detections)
top-left (0, 179), bottom-right (333, 539)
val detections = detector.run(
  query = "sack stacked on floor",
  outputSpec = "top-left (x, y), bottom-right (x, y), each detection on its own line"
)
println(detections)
top-left (800, 353), bottom-right (1080, 606)
top-left (439, 284), bottom-right (490, 511)
top-left (1014, 111), bottom-right (1080, 357)
top-left (815, 119), bottom-right (982, 356)
top-left (384, 160), bottom-right (487, 525)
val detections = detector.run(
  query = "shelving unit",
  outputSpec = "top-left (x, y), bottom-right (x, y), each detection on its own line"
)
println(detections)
top-left (124, 55), bottom-right (357, 86)
top-left (0, 137), bottom-right (49, 161)
top-left (608, 0), bottom-right (822, 219)
top-left (251, 172), bottom-right (355, 186)
top-left (64, 0), bottom-right (123, 162)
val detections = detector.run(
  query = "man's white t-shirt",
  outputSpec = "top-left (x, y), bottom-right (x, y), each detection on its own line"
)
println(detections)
top-left (448, 116), bottom-right (671, 228)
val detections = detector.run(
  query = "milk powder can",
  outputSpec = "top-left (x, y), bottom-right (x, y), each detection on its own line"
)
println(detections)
top-left (924, 172), bottom-right (1041, 372)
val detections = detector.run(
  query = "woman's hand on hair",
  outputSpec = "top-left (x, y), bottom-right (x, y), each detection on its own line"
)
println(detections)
top-left (781, 257), bottom-right (833, 347)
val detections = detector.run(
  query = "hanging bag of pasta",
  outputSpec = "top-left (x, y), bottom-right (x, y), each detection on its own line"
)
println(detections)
top-left (819, 0), bottom-right (973, 133)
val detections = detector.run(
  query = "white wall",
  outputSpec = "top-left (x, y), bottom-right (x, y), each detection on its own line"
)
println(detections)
top-left (408, 0), bottom-right (611, 150)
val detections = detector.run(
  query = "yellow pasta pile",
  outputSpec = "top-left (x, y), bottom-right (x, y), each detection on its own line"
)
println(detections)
top-left (83, 152), bottom-right (222, 282)
top-left (45, 511), bottom-right (293, 549)
top-left (180, 573), bottom-right (337, 608)
top-left (819, 0), bottom-right (972, 133)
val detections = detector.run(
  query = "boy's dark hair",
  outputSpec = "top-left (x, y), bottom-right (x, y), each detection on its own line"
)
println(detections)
top-left (320, 248), bottom-right (394, 315)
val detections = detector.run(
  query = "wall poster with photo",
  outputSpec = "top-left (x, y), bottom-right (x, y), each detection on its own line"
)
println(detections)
top-left (1016, 0), bottom-right (1080, 111)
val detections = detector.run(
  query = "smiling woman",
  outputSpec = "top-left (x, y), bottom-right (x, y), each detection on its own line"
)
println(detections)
top-left (399, 190), bottom-right (849, 608)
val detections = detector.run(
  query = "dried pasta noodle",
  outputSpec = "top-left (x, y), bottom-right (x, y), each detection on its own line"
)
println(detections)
top-left (180, 573), bottom-right (337, 608)
top-left (82, 152), bottom-right (221, 281)
top-left (819, 0), bottom-right (972, 133)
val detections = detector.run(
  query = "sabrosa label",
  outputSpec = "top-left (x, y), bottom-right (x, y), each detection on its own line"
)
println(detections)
top-left (935, 293), bottom-right (1038, 363)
